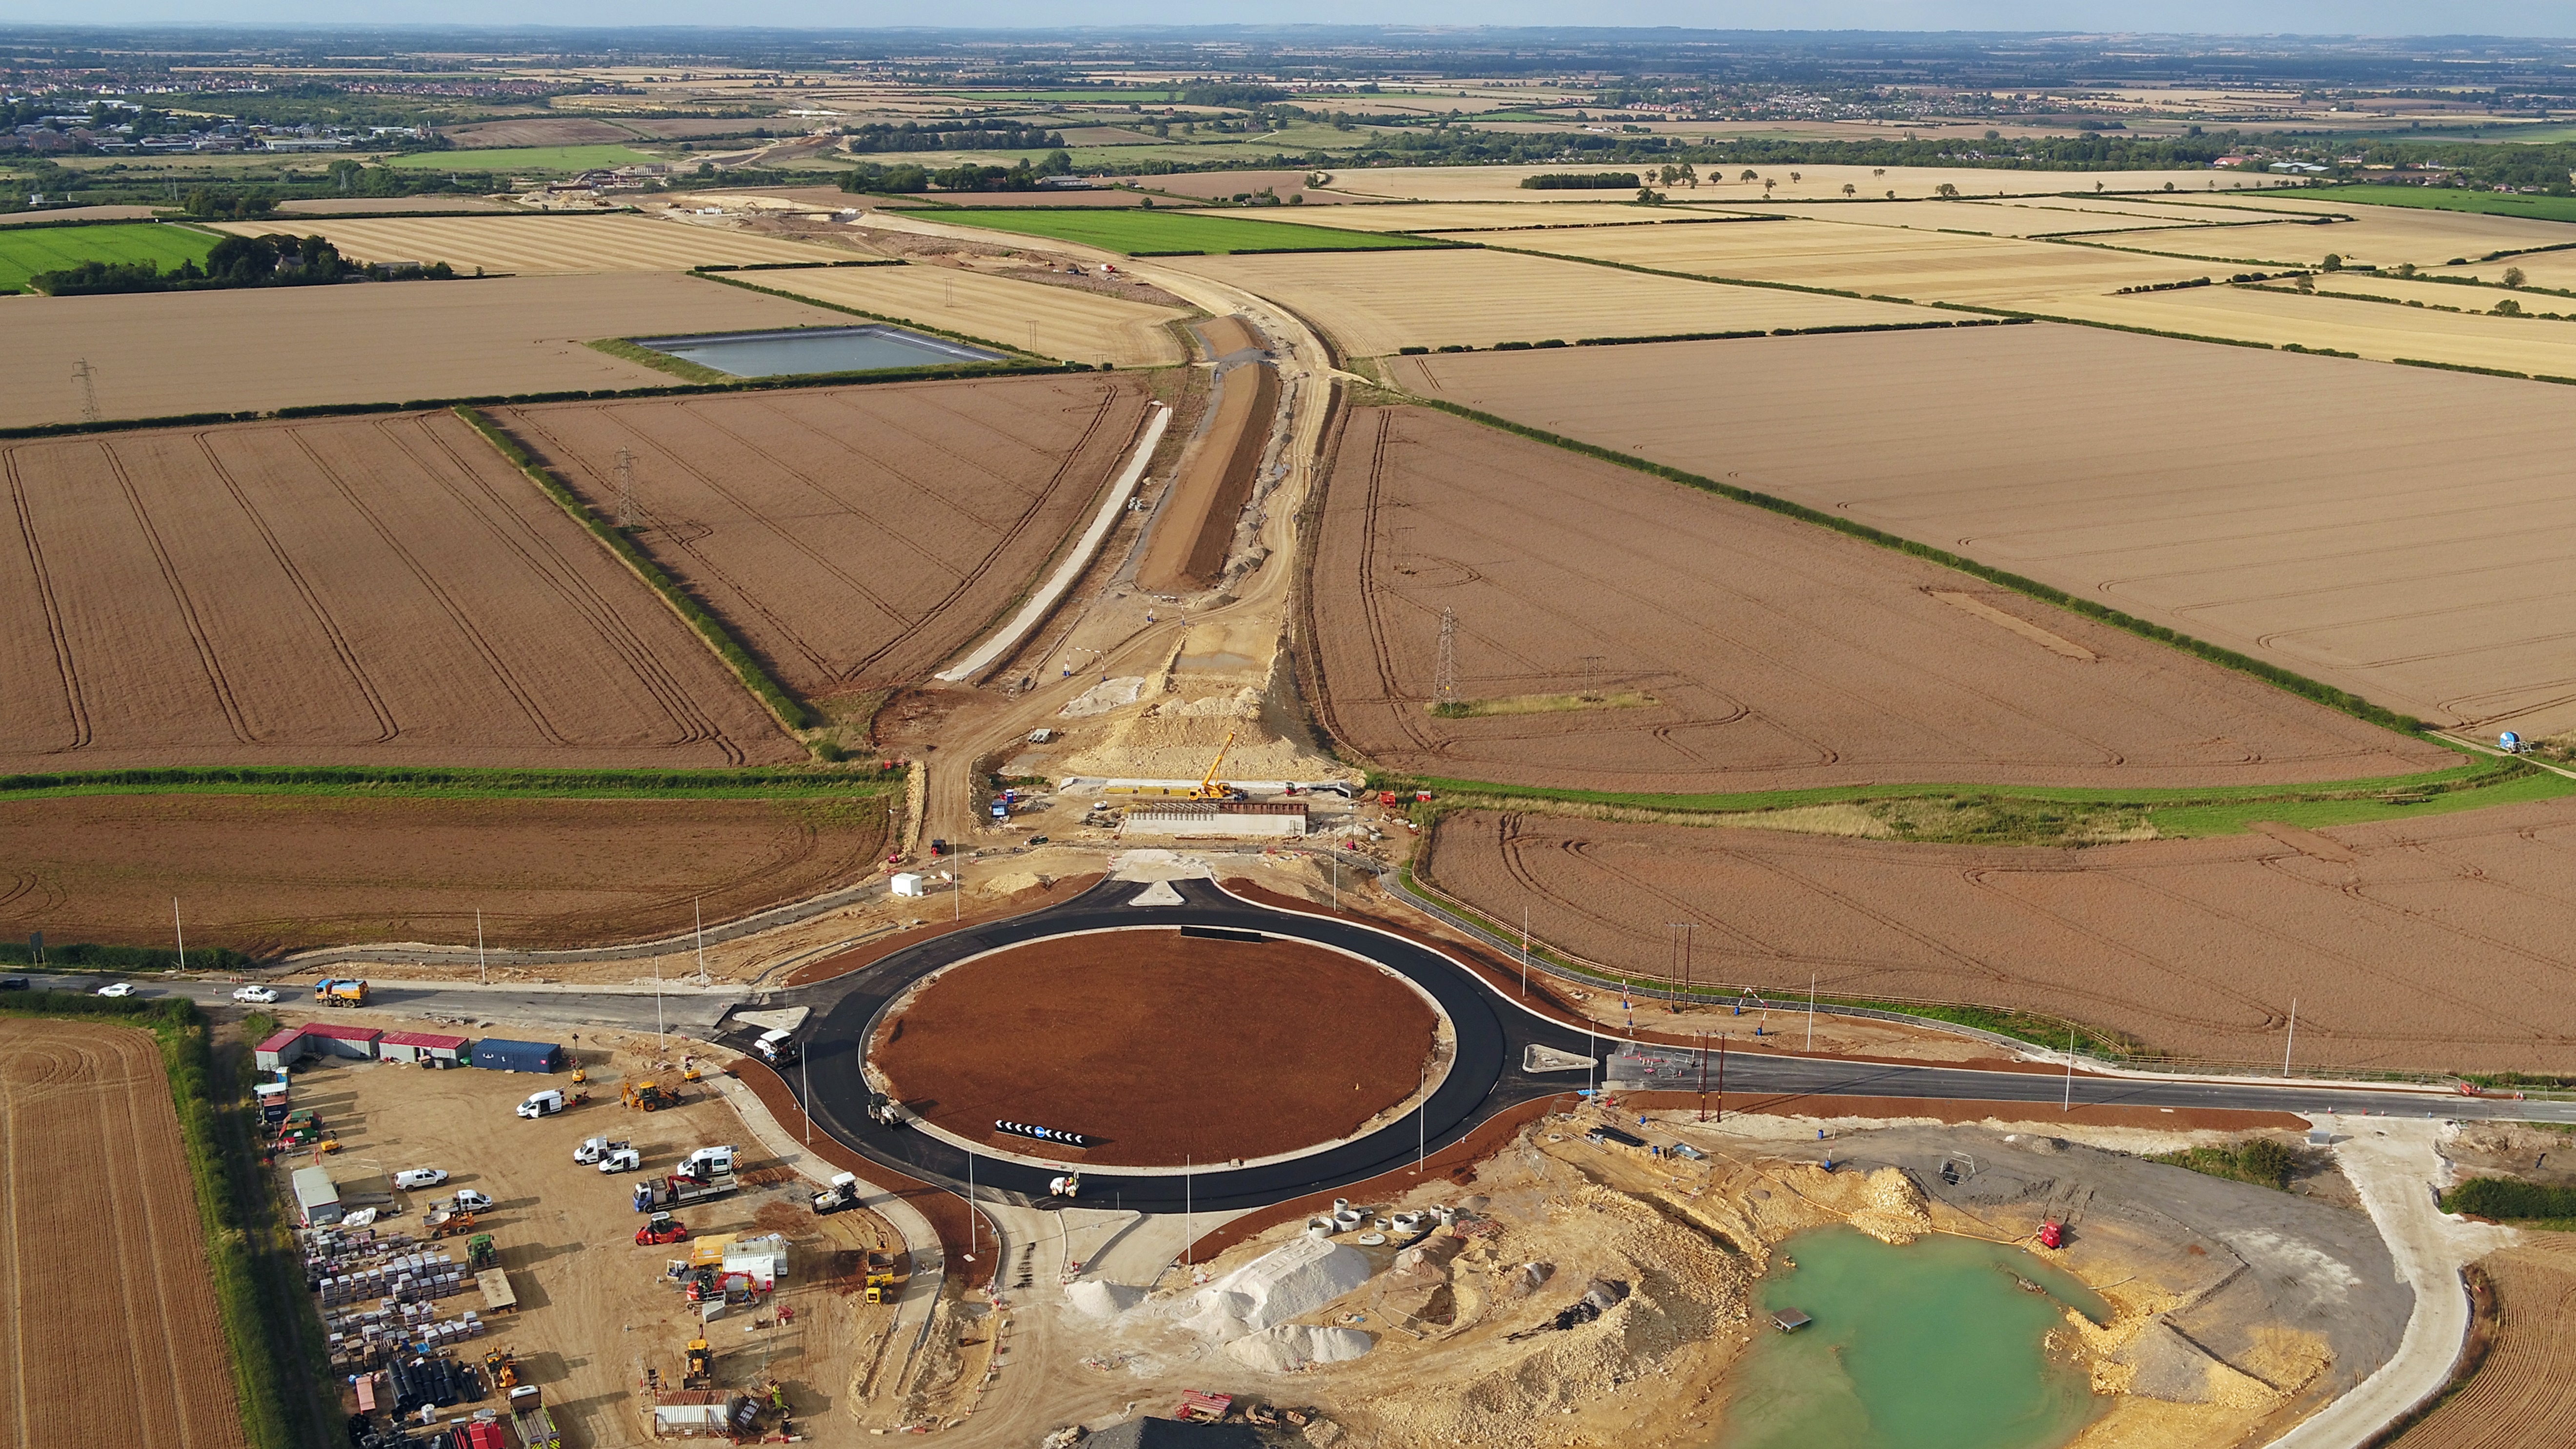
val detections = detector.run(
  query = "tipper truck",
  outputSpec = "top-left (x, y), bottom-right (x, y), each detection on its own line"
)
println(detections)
top-left (314, 978), bottom-right (368, 1007)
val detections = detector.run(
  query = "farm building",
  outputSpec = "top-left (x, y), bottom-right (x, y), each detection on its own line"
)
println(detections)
top-left (470, 1038), bottom-right (564, 1073)
top-left (1121, 801), bottom-right (1308, 839)
top-left (376, 1030), bottom-right (471, 1066)
top-left (292, 1165), bottom-right (342, 1227)
top-left (256, 1023), bottom-right (384, 1072)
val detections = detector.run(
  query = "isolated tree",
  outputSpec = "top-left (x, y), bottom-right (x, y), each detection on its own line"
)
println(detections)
top-left (1679, 163), bottom-right (1697, 188)
top-left (1659, 164), bottom-right (1679, 186)
top-left (1842, 182), bottom-right (1856, 198)
top-left (2322, 253), bottom-right (2342, 271)
top-left (2496, 298), bottom-right (2524, 316)
top-left (1763, 177), bottom-right (1776, 195)
top-left (2504, 266), bottom-right (2528, 288)
top-left (2294, 272), bottom-right (2315, 293)
top-left (1790, 171), bottom-right (1802, 182)
top-left (1886, 189), bottom-right (1895, 199)
top-left (2395, 261), bottom-right (2417, 277)
top-left (1739, 168), bottom-right (1757, 183)
top-left (1933, 182), bottom-right (1960, 199)
top-left (2094, 181), bottom-right (2104, 193)
top-left (1872, 168), bottom-right (1885, 178)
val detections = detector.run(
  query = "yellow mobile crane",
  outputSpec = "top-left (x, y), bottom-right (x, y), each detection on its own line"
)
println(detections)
top-left (1194, 730), bottom-right (1247, 801)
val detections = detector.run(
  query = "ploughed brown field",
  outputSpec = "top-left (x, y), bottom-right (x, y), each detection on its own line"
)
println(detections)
top-left (0, 272), bottom-right (864, 429)
top-left (2393, 1238), bottom-right (2576, 1449)
top-left (0, 412), bottom-right (796, 771)
top-left (872, 929), bottom-right (1436, 1167)
top-left (1391, 325), bottom-right (2576, 738)
top-left (1426, 805), bottom-right (2576, 1073)
top-left (0, 794), bottom-right (886, 954)
top-left (490, 375), bottom-right (1156, 697)
top-left (0, 1020), bottom-right (248, 1449)
top-left (1309, 407), bottom-right (2448, 792)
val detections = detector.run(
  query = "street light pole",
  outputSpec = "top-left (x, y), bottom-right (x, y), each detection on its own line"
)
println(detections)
top-left (694, 897), bottom-right (708, 986)
top-left (2284, 999), bottom-right (2297, 1078)
top-left (172, 898), bottom-right (184, 972)
top-left (476, 909), bottom-right (486, 986)
top-left (1715, 1033), bottom-right (1726, 1123)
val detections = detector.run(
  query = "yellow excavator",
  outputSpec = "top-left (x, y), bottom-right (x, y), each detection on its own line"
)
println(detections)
top-left (1194, 730), bottom-right (1247, 801)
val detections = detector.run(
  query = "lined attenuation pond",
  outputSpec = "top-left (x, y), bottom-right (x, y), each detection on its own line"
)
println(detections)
top-left (1716, 1226), bottom-right (2108, 1449)
top-left (633, 324), bottom-right (1002, 377)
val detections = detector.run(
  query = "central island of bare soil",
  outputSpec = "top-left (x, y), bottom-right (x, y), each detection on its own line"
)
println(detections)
top-left (872, 928), bottom-right (1437, 1166)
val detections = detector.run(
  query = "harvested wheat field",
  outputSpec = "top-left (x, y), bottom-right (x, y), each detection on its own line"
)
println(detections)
top-left (1713, 195), bottom-right (2266, 238)
top-left (2039, 283), bottom-right (2576, 376)
top-left (489, 375), bottom-right (1155, 697)
top-left (1390, 326), bottom-right (2576, 735)
top-left (1310, 407), bottom-right (2446, 791)
top-left (443, 116), bottom-right (645, 147)
top-left (751, 262), bottom-right (1191, 365)
top-left (0, 1019), bottom-right (247, 1449)
top-left (0, 272), bottom-right (862, 428)
top-left (1428, 800), bottom-right (2576, 1073)
top-left (1165, 247), bottom-right (1918, 356)
top-left (2107, 195), bottom-right (2576, 270)
top-left (0, 793), bottom-right (885, 954)
top-left (872, 929), bottom-right (1436, 1166)
top-left (2392, 1238), bottom-right (2576, 1449)
top-left (1450, 218), bottom-right (2204, 306)
top-left (1261, 201), bottom-right (1746, 233)
top-left (1316, 164), bottom-right (2218, 204)
top-left (0, 412), bottom-right (796, 770)
top-left (217, 213), bottom-right (849, 275)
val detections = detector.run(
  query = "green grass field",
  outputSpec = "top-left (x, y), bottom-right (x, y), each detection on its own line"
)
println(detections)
top-left (0, 221), bottom-right (221, 293)
top-left (924, 207), bottom-right (1449, 255)
top-left (2316, 184), bottom-right (2576, 226)
top-left (386, 144), bottom-right (665, 173)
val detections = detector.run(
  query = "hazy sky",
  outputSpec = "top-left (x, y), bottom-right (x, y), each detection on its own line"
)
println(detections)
top-left (15, 4), bottom-right (2576, 38)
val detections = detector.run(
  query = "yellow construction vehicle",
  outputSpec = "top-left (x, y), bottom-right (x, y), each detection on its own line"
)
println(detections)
top-left (624, 1081), bottom-right (682, 1111)
top-left (680, 1054), bottom-right (703, 1083)
top-left (864, 1270), bottom-right (898, 1305)
top-left (483, 1349), bottom-right (519, 1390)
top-left (1193, 729), bottom-right (1246, 801)
top-left (683, 1337), bottom-right (714, 1391)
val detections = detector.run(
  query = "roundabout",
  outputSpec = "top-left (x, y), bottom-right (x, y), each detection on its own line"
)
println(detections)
top-left (867, 926), bottom-right (1448, 1169)
top-left (789, 875), bottom-right (1528, 1213)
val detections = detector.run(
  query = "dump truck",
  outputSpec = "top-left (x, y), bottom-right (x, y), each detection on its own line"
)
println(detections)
top-left (510, 1404), bottom-right (561, 1449)
top-left (313, 978), bottom-right (368, 1008)
top-left (684, 1337), bottom-right (715, 1392)
top-left (810, 1171), bottom-right (864, 1215)
top-left (633, 1169), bottom-right (736, 1213)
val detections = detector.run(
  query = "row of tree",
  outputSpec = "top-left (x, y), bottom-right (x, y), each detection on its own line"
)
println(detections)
top-left (30, 233), bottom-right (455, 296)
top-left (839, 149), bottom-right (1077, 194)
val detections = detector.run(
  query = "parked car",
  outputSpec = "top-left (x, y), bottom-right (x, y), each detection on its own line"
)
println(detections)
top-left (231, 985), bottom-right (279, 1004)
top-left (393, 1167), bottom-right (450, 1190)
top-left (0, 977), bottom-right (28, 991)
top-left (452, 1190), bottom-right (494, 1213)
top-left (95, 982), bottom-right (134, 997)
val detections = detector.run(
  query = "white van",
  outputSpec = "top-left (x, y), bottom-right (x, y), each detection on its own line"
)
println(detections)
top-left (515, 1089), bottom-right (566, 1119)
top-left (754, 1028), bottom-right (799, 1066)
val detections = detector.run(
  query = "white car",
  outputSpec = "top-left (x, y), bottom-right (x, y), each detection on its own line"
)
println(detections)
top-left (231, 985), bottom-right (279, 1004)
top-left (95, 982), bottom-right (134, 998)
top-left (393, 1168), bottom-right (449, 1190)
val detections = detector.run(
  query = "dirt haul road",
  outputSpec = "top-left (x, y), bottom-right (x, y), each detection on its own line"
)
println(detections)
top-left (852, 208), bottom-right (1349, 849)
top-left (0, 1020), bottom-right (247, 1449)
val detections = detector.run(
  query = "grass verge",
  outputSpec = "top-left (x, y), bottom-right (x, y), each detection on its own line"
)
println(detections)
top-left (1429, 690), bottom-right (1657, 718)
top-left (0, 761), bottom-right (902, 800)
top-left (2441, 1177), bottom-right (2576, 1228)
top-left (454, 405), bottom-right (815, 731)
top-left (1372, 752), bottom-right (2553, 846)
top-left (0, 991), bottom-right (327, 1448)
top-left (584, 336), bottom-right (731, 385)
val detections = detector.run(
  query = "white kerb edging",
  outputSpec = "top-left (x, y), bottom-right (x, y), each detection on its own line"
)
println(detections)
top-left (935, 402), bottom-right (1171, 684)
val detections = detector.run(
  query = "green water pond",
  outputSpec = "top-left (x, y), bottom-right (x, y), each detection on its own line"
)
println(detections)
top-left (1713, 1225), bottom-right (2110, 1449)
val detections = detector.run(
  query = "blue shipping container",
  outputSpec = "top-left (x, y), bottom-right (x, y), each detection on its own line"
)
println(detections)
top-left (471, 1038), bottom-right (562, 1073)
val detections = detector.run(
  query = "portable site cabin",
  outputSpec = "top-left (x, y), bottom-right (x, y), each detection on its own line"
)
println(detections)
top-left (254, 1081), bottom-right (292, 1125)
top-left (720, 1233), bottom-right (788, 1290)
top-left (649, 1391), bottom-right (748, 1439)
top-left (470, 1039), bottom-right (563, 1073)
top-left (256, 1024), bottom-right (383, 1072)
top-left (377, 1030), bottom-right (470, 1067)
top-left (293, 1166), bottom-right (343, 1227)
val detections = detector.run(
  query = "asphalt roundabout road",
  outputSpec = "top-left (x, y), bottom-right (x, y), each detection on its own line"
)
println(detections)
top-left (778, 876), bottom-right (2576, 1215)
top-left (791, 877), bottom-right (1534, 1212)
